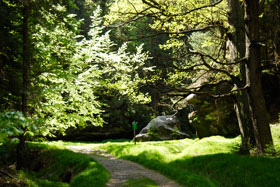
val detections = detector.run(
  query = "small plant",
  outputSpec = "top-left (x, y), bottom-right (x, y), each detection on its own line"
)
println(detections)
top-left (0, 111), bottom-right (38, 145)
top-left (170, 126), bottom-right (181, 139)
top-left (0, 111), bottom-right (40, 169)
top-left (147, 126), bottom-right (160, 140)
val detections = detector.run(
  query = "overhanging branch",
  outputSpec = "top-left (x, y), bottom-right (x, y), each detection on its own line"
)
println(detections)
top-left (166, 83), bottom-right (249, 99)
top-left (110, 26), bottom-right (213, 41)
top-left (172, 0), bottom-right (223, 17)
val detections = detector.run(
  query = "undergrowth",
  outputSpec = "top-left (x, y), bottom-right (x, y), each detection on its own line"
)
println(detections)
top-left (20, 143), bottom-right (109, 187)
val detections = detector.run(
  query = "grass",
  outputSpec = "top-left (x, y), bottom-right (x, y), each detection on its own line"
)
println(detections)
top-left (20, 173), bottom-right (69, 187)
top-left (19, 124), bottom-right (280, 187)
top-left (20, 143), bottom-right (109, 187)
top-left (97, 136), bottom-right (239, 187)
top-left (271, 124), bottom-right (280, 151)
top-left (122, 177), bottom-right (158, 187)
top-left (51, 125), bottom-right (280, 187)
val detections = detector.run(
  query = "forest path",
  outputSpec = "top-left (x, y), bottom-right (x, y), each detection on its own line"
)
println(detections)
top-left (66, 145), bottom-right (180, 187)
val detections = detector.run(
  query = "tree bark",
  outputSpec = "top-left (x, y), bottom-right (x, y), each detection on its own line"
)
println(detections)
top-left (233, 93), bottom-right (255, 153)
top-left (227, 0), bottom-right (255, 154)
top-left (22, 0), bottom-right (29, 115)
top-left (16, 135), bottom-right (26, 170)
top-left (17, 0), bottom-right (29, 170)
top-left (244, 0), bottom-right (273, 155)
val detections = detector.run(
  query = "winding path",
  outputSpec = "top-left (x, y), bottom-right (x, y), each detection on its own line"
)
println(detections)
top-left (66, 145), bottom-right (180, 187)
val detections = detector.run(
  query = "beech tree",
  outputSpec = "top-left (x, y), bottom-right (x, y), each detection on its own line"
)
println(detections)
top-left (226, 0), bottom-right (255, 153)
top-left (243, 0), bottom-right (273, 154)
top-left (0, 2), bottom-right (152, 169)
top-left (33, 6), bottom-right (151, 136)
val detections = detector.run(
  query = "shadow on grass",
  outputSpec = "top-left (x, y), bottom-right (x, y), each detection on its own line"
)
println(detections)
top-left (122, 177), bottom-right (158, 187)
top-left (60, 139), bottom-right (131, 145)
top-left (107, 145), bottom-right (280, 187)
top-left (22, 144), bottom-right (110, 187)
top-left (171, 153), bottom-right (280, 187)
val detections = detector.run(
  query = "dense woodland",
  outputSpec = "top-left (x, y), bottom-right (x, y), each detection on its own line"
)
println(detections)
top-left (1, 0), bottom-right (280, 171)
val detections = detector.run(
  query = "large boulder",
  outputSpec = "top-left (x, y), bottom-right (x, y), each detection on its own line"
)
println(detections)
top-left (134, 115), bottom-right (195, 141)
top-left (187, 96), bottom-right (239, 138)
top-left (186, 81), bottom-right (240, 138)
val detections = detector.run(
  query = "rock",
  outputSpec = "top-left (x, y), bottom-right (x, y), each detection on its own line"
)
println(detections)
top-left (134, 115), bottom-right (194, 142)
top-left (186, 81), bottom-right (240, 138)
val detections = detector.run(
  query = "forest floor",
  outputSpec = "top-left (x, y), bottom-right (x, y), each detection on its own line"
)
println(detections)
top-left (66, 145), bottom-right (180, 187)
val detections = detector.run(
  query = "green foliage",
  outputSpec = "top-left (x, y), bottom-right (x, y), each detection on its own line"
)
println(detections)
top-left (21, 173), bottom-right (69, 187)
top-left (106, 0), bottom-right (228, 49)
top-left (147, 126), bottom-right (160, 140)
top-left (0, 111), bottom-right (38, 145)
top-left (32, 4), bottom-right (100, 136)
top-left (77, 7), bottom-right (152, 104)
top-left (0, 0), bottom-right (24, 111)
top-left (105, 0), bottom-right (238, 116)
top-left (170, 126), bottom-right (182, 139)
top-left (31, 5), bottom-right (152, 136)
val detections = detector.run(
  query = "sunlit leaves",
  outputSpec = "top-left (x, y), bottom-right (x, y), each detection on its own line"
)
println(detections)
top-left (32, 5), bottom-right (152, 136)
top-left (79, 9), bottom-right (153, 104)
top-left (0, 112), bottom-right (38, 144)
top-left (106, 0), bottom-right (233, 90)
top-left (106, 0), bottom-right (228, 46)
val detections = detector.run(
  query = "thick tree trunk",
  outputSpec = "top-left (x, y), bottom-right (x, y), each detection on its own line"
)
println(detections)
top-left (227, 0), bottom-right (255, 154)
top-left (244, 0), bottom-right (273, 155)
top-left (17, 0), bottom-right (29, 170)
top-left (233, 92), bottom-right (255, 153)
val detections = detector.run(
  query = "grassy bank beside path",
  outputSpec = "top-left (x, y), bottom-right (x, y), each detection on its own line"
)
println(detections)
top-left (18, 143), bottom-right (109, 187)
top-left (54, 125), bottom-right (280, 187)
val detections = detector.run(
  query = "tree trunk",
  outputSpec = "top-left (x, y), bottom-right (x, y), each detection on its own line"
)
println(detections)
top-left (22, 1), bottom-right (29, 115)
top-left (233, 92), bottom-right (255, 153)
top-left (227, 0), bottom-right (255, 154)
top-left (244, 0), bottom-right (273, 155)
top-left (16, 135), bottom-right (26, 170)
top-left (17, 0), bottom-right (29, 170)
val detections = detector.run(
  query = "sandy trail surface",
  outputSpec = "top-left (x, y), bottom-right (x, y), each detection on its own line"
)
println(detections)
top-left (66, 145), bottom-right (180, 187)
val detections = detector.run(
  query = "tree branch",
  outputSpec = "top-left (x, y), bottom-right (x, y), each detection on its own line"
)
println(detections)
top-left (0, 170), bottom-right (14, 178)
top-left (142, 0), bottom-right (160, 9)
top-left (171, 63), bottom-right (204, 72)
top-left (190, 51), bottom-right (246, 66)
top-left (105, 15), bottom-right (147, 28)
top-left (166, 83), bottom-right (249, 99)
top-left (141, 0), bottom-right (223, 17)
top-left (199, 53), bottom-right (236, 81)
top-left (172, 0), bottom-right (223, 17)
top-left (111, 26), bottom-right (213, 41)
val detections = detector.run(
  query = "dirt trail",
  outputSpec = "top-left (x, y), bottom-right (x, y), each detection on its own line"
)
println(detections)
top-left (66, 145), bottom-right (180, 187)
